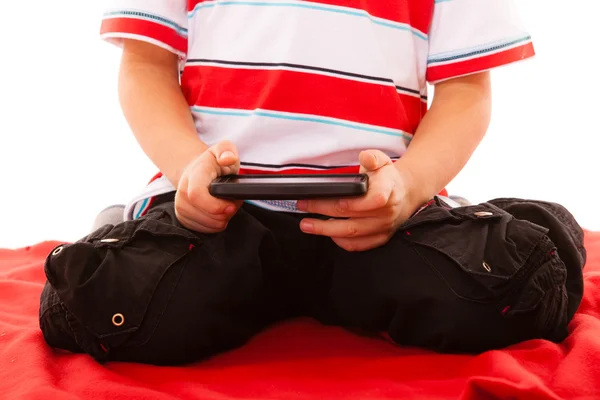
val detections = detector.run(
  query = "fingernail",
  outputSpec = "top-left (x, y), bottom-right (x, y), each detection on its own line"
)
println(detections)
top-left (369, 152), bottom-right (378, 168)
top-left (296, 200), bottom-right (307, 211)
top-left (300, 220), bottom-right (314, 233)
top-left (220, 151), bottom-right (235, 161)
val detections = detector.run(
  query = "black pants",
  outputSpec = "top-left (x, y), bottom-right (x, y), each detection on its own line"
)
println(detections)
top-left (39, 195), bottom-right (586, 365)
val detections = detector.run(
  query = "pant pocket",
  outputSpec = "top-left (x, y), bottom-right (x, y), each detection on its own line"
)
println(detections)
top-left (41, 207), bottom-right (200, 361)
top-left (401, 199), bottom-right (571, 342)
top-left (400, 200), bottom-right (550, 303)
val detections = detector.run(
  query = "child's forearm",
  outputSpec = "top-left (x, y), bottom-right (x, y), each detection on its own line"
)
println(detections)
top-left (395, 72), bottom-right (492, 208)
top-left (118, 40), bottom-right (208, 187)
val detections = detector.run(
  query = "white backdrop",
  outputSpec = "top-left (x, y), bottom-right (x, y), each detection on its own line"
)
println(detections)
top-left (0, 1), bottom-right (598, 249)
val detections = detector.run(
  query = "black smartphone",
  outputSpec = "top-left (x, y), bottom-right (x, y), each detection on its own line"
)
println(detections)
top-left (209, 174), bottom-right (368, 200)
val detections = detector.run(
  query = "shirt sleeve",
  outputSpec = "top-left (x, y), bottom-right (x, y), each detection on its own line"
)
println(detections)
top-left (100, 0), bottom-right (188, 58)
top-left (426, 0), bottom-right (535, 84)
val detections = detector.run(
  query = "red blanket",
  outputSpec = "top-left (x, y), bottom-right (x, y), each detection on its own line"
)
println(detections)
top-left (1, 234), bottom-right (599, 400)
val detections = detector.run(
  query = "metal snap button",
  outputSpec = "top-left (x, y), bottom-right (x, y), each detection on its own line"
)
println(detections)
top-left (51, 246), bottom-right (63, 256)
top-left (100, 238), bottom-right (120, 243)
top-left (482, 262), bottom-right (492, 272)
top-left (112, 313), bottom-right (125, 327)
top-left (474, 211), bottom-right (494, 217)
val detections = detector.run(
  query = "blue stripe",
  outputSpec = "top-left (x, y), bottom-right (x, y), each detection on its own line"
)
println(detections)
top-left (192, 107), bottom-right (413, 140)
top-left (196, 108), bottom-right (253, 117)
top-left (434, 0), bottom-right (452, 3)
top-left (134, 198), bottom-right (149, 219)
top-left (188, 1), bottom-right (427, 40)
top-left (104, 10), bottom-right (188, 37)
top-left (428, 35), bottom-right (532, 64)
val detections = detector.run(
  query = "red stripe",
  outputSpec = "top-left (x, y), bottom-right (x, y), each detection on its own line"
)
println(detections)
top-left (188, 0), bottom-right (204, 12)
top-left (100, 18), bottom-right (187, 55)
top-left (140, 196), bottom-right (156, 218)
top-left (182, 66), bottom-right (423, 133)
top-left (139, 172), bottom-right (165, 217)
top-left (302, 0), bottom-right (433, 34)
top-left (239, 166), bottom-right (361, 175)
top-left (427, 42), bottom-right (535, 83)
top-left (187, 0), bottom-right (433, 34)
top-left (147, 172), bottom-right (164, 184)
top-left (188, 0), bottom-right (206, 12)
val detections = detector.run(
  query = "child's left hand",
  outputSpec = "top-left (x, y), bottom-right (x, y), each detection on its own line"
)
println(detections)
top-left (296, 150), bottom-right (422, 252)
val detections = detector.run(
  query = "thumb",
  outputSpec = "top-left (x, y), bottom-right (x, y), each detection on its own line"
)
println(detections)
top-left (208, 140), bottom-right (239, 167)
top-left (358, 150), bottom-right (392, 173)
top-left (205, 140), bottom-right (240, 176)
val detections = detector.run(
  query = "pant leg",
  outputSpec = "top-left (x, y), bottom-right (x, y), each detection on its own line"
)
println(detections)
top-left (309, 197), bottom-right (585, 353)
top-left (39, 200), bottom-right (296, 365)
top-left (486, 198), bottom-right (586, 321)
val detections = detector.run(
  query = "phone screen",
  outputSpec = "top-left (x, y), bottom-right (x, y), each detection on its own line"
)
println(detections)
top-left (228, 176), bottom-right (361, 184)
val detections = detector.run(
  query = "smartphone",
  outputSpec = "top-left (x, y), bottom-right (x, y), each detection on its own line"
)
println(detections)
top-left (209, 174), bottom-right (368, 200)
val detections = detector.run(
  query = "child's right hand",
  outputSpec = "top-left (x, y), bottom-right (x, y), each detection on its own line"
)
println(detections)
top-left (174, 141), bottom-right (243, 233)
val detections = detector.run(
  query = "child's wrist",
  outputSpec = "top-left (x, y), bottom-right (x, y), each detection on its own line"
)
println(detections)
top-left (162, 140), bottom-right (210, 187)
top-left (394, 160), bottom-right (438, 212)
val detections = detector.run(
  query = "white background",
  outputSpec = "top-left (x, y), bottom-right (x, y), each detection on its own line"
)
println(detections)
top-left (0, 1), bottom-right (598, 249)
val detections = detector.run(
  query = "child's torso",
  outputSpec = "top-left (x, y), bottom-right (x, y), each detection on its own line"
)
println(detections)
top-left (181, 0), bottom-right (434, 175)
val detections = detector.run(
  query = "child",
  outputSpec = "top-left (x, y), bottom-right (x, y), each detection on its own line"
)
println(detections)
top-left (39, 0), bottom-right (586, 365)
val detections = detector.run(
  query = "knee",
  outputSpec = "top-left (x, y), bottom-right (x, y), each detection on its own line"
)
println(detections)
top-left (40, 207), bottom-right (277, 365)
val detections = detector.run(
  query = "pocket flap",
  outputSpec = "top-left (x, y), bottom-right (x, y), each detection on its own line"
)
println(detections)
top-left (44, 212), bottom-right (196, 342)
top-left (400, 199), bottom-right (504, 232)
top-left (402, 200), bottom-right (549, 301)
top-left (86, 209), bottom-right (199, 248)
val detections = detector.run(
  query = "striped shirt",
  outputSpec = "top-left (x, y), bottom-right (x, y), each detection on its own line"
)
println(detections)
top-left (100, 0), bottom-right (535, 219)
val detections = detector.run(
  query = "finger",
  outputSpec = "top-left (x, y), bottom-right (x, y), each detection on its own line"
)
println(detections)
top-left (296, 198), bottom-right (371, 218)
top-left (300, 217), bottom-right (391, 238)
top-left (332, 233), bottom-right (392, 252)
top-left (177, 206), bottom-right (231, 231)
top-left (176, 192), bottom-right (243, 232)
top-left (185, 165), bottom-right (239, 215)
top-left (296, 182), bottom-right (392, 216)
top-left (176, 211), bottom-right (228, 233)
top-left (358, 149), bottom-right (393, 173)
top-left (343, 179), bottom-right (394, 213)
top-left (176, 190), bottom-right (232, 223)
top-left (206, 140), bottom-right (240, 175)
top-left (177, 197), bottom-right (232, 222)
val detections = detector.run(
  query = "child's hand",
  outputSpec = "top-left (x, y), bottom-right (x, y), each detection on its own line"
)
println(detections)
top-left (175, 141), bottom-right (243, 233)
top-left (296, 150), bottom-right (420, 252)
